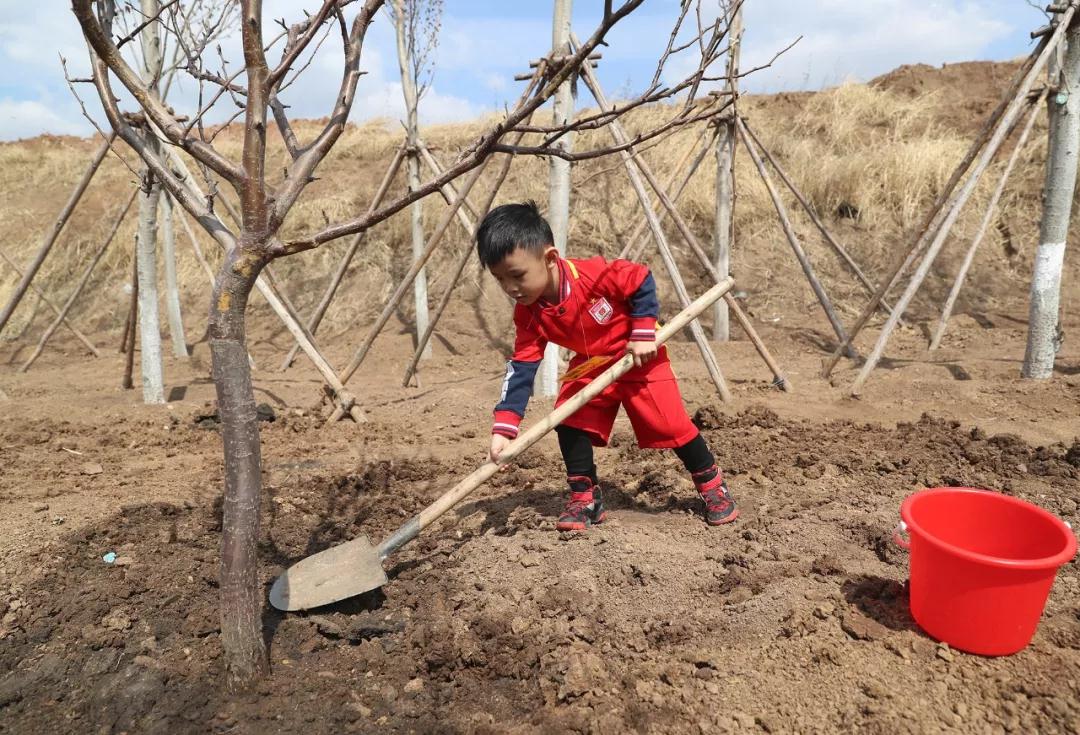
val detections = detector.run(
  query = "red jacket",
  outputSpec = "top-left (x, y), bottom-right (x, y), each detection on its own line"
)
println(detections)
top-left (492, 255), bottom-right (661, 439)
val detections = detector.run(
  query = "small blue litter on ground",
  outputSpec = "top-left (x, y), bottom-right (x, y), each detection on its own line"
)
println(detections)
top-left (102, 552), bottom-right (117, 564)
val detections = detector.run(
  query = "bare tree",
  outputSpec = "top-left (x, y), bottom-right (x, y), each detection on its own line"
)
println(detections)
top-left (387, 0), bottom-right (443, 361)
top-left (540, 0), bottom-right (574, 397)
top-left (72, 0), bottom-right (738, 689)
top-left (710, 0), bottom-right (741, 341)
top-left (1024, 14), bottom-right (1080, 378)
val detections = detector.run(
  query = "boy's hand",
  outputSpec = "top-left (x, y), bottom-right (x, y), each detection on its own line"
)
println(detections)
top-left (489, 434), bottom-right (512, 467)
top-left (626, 340), bottom-right (658, 368)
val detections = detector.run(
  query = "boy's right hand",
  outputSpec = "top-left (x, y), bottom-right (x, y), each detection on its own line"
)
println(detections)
top-left (489, 434), bottom-right (512, 467)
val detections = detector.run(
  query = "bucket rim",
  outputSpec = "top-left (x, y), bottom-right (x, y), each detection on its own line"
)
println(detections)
top-left (900, 487), bottom-right (1078, 571)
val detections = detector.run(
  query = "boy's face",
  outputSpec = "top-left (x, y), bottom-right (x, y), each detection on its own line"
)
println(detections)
top-left (488, 245), bottom-right (560, 306)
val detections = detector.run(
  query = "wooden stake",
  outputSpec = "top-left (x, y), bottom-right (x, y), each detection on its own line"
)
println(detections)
top-left (0, 248), bottom-right (99, 357)
top-left (578, 64), bottom-right (732, 402)
top-left (735, 116), bottom-right (856, 357)
top-left (618, 124), bottom-right (716, 261)
top-left (325, 160), bottom-right (490, 424)
top-left (419, 141), bottom-right (495, 237)
top-left (402, 143), bottom-right (520, 387)
top-left (822, 34), bottom-right (1057, 378)
top-left (578, 47), bottom-right (791, 392)
top-left (20, 189), bottom-right (137, 372)
top-left (122, 244), bottom-right (138, 390)
top-left (930, 94), bottom-right (1043, 351)
top-left (849, 17), bottom-right (1072, 395)
top-left (161, 145), bottom-right (358, 418)
top-left (739, 118), bottom-right (900, 319)
top-left (279, 143), bottom-right (405, 371)
top-left (0, 132), bottom-right (114, 337)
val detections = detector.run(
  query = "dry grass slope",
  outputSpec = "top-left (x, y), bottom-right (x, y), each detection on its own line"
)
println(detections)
top-left (0, 60), bottom-right (1073, 347)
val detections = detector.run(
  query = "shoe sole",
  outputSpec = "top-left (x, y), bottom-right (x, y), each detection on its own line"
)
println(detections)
top-left (706, 508), bottom-right (739, 526)
top-left (557, 510), bottom-right (607, 532)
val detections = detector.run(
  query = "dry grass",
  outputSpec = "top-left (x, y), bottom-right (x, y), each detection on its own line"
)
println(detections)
top-left (0, 70), bottom-right (1072, 345)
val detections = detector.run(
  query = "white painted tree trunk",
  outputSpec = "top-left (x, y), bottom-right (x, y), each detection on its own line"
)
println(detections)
top-left (136, 167), bottom-right (165, 403)
top-left (160, 193), bottom-right (188, 357)
top-left (1023, 19), bottom-right (1080, 379)
top-left (136, 0), bottom-right (165, 404)
top-left (541, 0), bottom-right (574, 397)
top-left (393, 0), bottom-right (431, 361)
top-left (713, 4), bottom-right (742, 341)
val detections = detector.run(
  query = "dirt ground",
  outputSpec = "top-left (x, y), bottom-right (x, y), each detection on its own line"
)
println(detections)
top-left (1, 284), bottom-right (1079, 734)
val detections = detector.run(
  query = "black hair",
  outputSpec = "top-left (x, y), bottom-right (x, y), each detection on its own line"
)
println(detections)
top-left (475, 201), bottom-right (553, 268)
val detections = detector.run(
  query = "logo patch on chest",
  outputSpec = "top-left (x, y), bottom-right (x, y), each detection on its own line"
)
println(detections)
top-left (588, 297), bottom-right (613, 324)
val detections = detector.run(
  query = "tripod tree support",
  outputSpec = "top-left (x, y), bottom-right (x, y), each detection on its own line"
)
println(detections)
top-left (930, 93), bottom-right (1044, 351)
top-left (21, 189), bottom-right (138, 372)
top-left (278, 143), bottom-right (406, 371)
top-left (0, 132), bottom-right (114, 337)
top-left (822, 32), bottom-right (1059, 379)
top-left (579, 68), bottom-right (732, 403)
top-left (848, 14), bottom-right (1073, 395)
top-left (579, 49), bottom-right (790, 393)
top-left (0, 248), bottom-right (99, 357)
top-left (324, 159), bottom-right (491, 424)
top-left (402, 139), bottom-right (524, 388)
top-left (739, 118), bottom-right (899, 320)
top-left (735, 116), bottom-right (856, 358)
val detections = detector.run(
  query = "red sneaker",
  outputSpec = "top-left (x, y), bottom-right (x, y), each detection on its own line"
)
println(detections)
top-left (556, 476), bottom-right (607, 531)
top-left (694, 469), bottom-right (739, 526)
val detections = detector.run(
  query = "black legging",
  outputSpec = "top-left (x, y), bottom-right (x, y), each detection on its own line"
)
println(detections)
top-left (555, 425), bottom-right (715, 480)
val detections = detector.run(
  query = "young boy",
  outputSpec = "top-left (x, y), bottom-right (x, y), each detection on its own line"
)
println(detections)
top-left (478, 201), bottom-right (737, 531)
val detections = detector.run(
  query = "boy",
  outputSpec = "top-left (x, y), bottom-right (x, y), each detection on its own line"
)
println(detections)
top-left (478, 201), bottom-right (737, 531)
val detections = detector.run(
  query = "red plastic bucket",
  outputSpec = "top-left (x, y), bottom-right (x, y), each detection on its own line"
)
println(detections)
top-left (894, 487), bottom-right (1076, 656)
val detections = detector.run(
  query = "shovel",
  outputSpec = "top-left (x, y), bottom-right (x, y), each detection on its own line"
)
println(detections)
top-left (269, 276), bottom-right (735, 611)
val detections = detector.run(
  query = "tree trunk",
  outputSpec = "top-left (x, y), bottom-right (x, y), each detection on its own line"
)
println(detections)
top-left (211, 245), bottom-right (270, 690)
top-left (160, 193), bottom-right (188, 357)
top-left (542, 0), bottom-right (574, 397)
top-left (713, 4), bottom-right (742, 341)
top-left (137, 0), bottom-right (165, 403)
top-left (407, 154), bottom-right (431, 360)
top-left (393, 0), bottom-right (431, 361)
top-left (1023, 18), bottom-right (1080, 378)
top-left (136, 166), bottom-right (165, 403)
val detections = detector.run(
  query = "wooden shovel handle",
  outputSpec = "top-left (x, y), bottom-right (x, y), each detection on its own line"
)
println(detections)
top-left (377, 276), bottom-right (736, 559)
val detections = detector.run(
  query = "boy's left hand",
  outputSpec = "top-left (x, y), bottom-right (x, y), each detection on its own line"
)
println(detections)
top-left (626, 340), bottom-right (658, 368)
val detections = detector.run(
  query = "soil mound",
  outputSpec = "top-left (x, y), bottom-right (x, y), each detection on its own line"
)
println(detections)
top-left (2, 411), bottom-right (1078, 733)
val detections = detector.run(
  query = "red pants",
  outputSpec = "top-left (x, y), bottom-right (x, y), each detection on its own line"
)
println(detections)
top-left (555, 357), bottom-right (698, 449)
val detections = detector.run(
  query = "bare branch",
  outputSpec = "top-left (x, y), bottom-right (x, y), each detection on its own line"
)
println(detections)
top-left (60, 53), bottom-right (141, 178)
top-left (497, 102), bottom-right (730, 161)
top-left (266, 0), bottom-right (336, 88)
top-left (72, 0), bottom-right (246, 186)
top-left (283, 0), bottom-right (649, 252)
top-left (270, 0), bottom-right (384, 229)
top-left (115, 0), bottom-right (182, 48)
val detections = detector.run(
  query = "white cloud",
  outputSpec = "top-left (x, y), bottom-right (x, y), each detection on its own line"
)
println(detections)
top-left (0, 1), bottom-right (1046, 140)
top-left (0, 98), bottom-right (89, 141)
top-left (666, 0), bottom-right (1020, 93)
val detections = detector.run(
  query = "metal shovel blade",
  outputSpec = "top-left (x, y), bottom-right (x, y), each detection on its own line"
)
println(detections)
top-left (268, 535), bottom-right (388, 611)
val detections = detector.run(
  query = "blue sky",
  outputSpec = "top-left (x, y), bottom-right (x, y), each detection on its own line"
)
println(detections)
top-left (0, 1), bottom-right (1047, 141)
